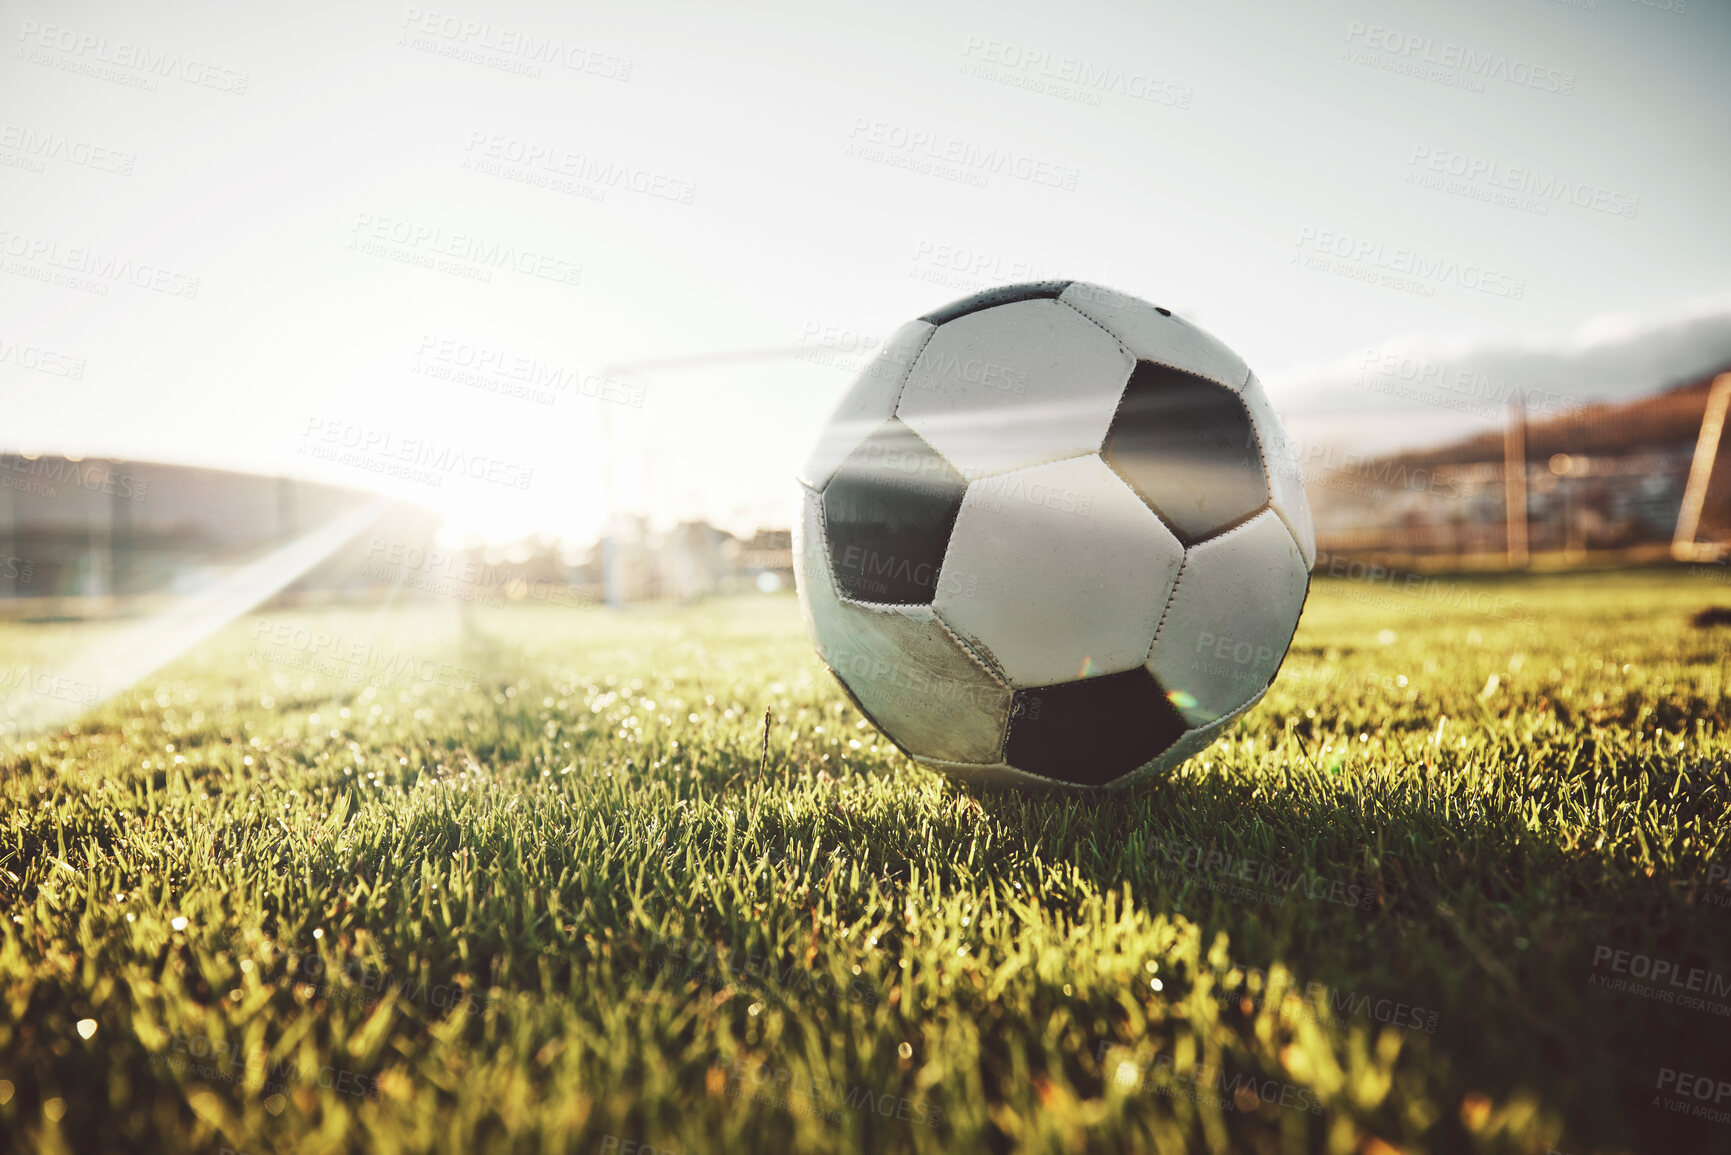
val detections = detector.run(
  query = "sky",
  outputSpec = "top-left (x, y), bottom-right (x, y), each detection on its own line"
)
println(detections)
top-left (2, 0), bottom-right (1728, 543)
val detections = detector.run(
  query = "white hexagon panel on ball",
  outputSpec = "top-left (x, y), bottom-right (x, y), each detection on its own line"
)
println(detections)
top-left (895, 296), bottom-right (1133, 480)
top-left (934, 454), bottom-right (1183, 689)
top-left (1147, 509), bottom-right (1311, 728)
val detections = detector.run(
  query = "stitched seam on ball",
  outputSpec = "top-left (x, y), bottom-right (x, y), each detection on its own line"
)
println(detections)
top-left (1247, 382), bottom-right (1314, 569)
top-left (837, 594), bottom-right (904, 611)
top-left (1199, 509), bottom-right (1264, 548)
top-left (1148, 554), bottom-right (1189, 662)
top-left (918, 757), bottom-right (1052, 787)
top-left (831, 597), bottom-right (1001, 683)
top-left (1151, 510), bottom-right (1283, 658)
top-left (1240, 377), bottom-right (1301, 540)
top-left (1151, 511), bottom-right (1276, 648)
top-left (1061, 293), bottom-right (1250, 394)
top-left (931, 611), bottom-right (1013, 763)
top-left (886, 323), bottom-right (940, 415)
top-left (926, 296), bottom-right (1129, 469)
top-left (1228, 388), bottom-right (1277, 518)
top-left (926, 611), bottom-right (1011, 692)
top-left (1133, 692), bottom-right (1260, 784)
top-left (807, 486), bottom-right (835, 585)
top-left (812, 500), bottom-right (917, 757)
top-left (1121, 354), bottom-right (1249, 394)
top-left (956, 448), bottom-right (1098, 485)
top-left (1056, 297), bottom-right (1144, 421)
top-left (793, 481), bottom-right (819, 584)
top-left (820, 605), bottom-right (1012, 764)
top-left (1266, 505), bottom-right (1310, 569)
top-left (1263, 576), bottom-right (1313, 691)
top-left (934, 620), bottom-right (1014, 762)
top-left (1150, 494), bottom-right (1276, 663)
top-left (1241, 379), bottom-right (1269, 456)
top-left (1208, 505), bottom-right (1272, 544)
top-left (1056, 295), bottom-right (1136, 364)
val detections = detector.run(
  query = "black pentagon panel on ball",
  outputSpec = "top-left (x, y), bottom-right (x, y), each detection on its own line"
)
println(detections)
top-left (822, 418), bottom-right (968, 605)
top-left (919, 281), bottom-right (1074, 327)
top-left (1004, 668), bottom-right (1190, 786)
top-left (1102, 361), bottom-right (1269, 543)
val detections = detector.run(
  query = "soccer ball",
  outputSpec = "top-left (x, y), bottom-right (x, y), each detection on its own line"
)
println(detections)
top-left (793, 281), bottom-right (1313, 789)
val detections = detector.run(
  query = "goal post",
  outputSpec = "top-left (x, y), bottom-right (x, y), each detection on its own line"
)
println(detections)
top-left (1673, 372), bottom-right (1731, 562)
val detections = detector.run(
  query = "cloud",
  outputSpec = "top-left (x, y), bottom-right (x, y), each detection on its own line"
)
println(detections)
top-left (1260, 292), bottom-right (1731, 453)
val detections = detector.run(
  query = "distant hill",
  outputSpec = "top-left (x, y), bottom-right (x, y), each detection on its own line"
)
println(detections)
top-left (1311, 364), bottom-right (1731, 555)
top-left (1360, 365), bottom-right (1731, 469)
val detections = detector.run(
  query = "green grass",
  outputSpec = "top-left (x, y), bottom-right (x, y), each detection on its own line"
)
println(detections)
top-left (1, 569), bottom-right (1729, 1155)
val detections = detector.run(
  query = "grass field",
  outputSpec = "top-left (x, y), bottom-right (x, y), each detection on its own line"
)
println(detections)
top-left (2, 568), bottom-right (1729, 1155)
